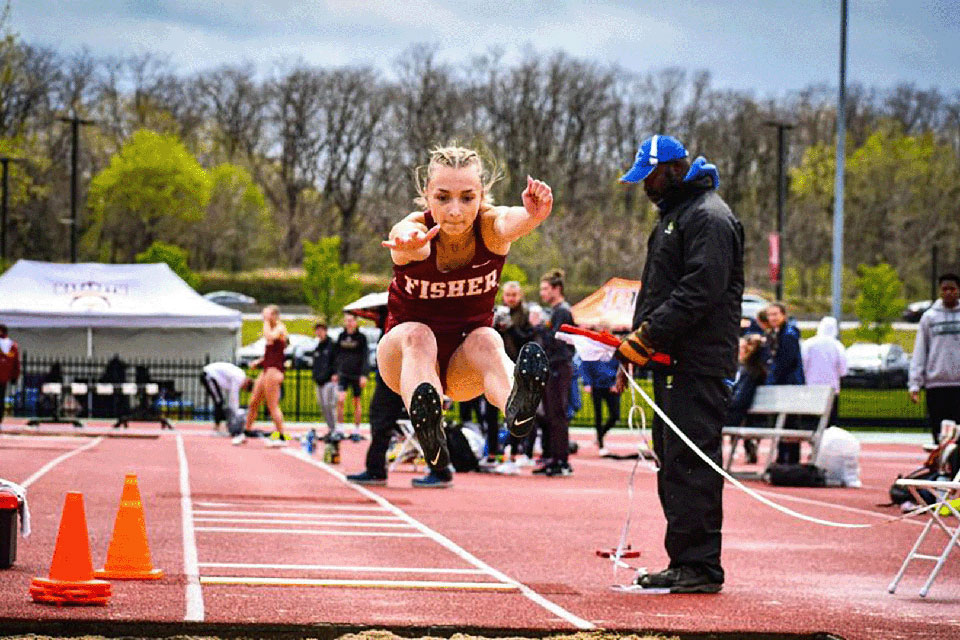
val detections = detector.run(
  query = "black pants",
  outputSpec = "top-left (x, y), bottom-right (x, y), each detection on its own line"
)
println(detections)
top-left (542, 360), bottom-right (573, 464)
top-left (0, 381), bottom-right (6, 423)
top-left (365, 373), bottom-right (407, 477)
top-left (927, 386), bottom-right (960, 444)
top-left (591, 387), bottom-right (621, 447)
top-left (652, 371), bottom-right (727, 583)
top-left (199, 373), bottom-right (226, 426)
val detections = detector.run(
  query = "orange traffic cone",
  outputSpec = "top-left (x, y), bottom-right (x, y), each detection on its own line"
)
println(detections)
top-left (29, 492), bottom-right (111, 606)
top-left (95, 473), bottom-right (163, 580)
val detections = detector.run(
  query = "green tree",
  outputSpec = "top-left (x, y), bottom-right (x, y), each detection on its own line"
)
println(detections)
top-left (853, 263), bottom-right (905, 344)
top-left (188, 163), bottom-right (275, 271)
top-left (136, 240), bottom-right (200, 289)
top-left (85, 129), bottom-right (212, 262)
top-left (302, 236), bottom-right (362, 323)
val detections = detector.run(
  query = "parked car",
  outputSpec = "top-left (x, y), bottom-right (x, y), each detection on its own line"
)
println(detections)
top-left (902, 300), bottom-right (933, 322)
top-left (741, 293), bottom-right (770, 320)
top-left (841, 342), bottom-right (910, 389)
top-left (237, 333), bottom-right (317, 368)
top-left (203, 290), bottom-right (257, 309)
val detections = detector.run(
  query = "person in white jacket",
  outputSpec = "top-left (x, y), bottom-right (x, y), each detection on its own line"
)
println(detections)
top-left (801, 316), bottom-right (847, 426)
top-left (909, 273), bottom-right (960, 443)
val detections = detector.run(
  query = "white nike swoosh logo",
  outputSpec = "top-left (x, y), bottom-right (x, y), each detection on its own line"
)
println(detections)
top-left (430, 450), bottom-right (441, 465)
top-left (471, 260), bottom-right (492, 269)
top-left (515, 416), bottom-right (533, 426)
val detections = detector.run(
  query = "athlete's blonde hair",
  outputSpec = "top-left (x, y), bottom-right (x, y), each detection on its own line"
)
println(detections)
top-left (414, 144), bottom-right (501, 212)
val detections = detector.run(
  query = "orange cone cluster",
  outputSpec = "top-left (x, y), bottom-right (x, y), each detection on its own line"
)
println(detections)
top-left (30, 474), bottom-right (163, 606)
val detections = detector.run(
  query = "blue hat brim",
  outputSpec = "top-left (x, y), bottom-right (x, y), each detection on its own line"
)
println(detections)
top-left (619, 162), bottom-right (655, 184)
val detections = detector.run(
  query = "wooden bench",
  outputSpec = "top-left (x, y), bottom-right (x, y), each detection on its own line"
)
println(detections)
top-left (722, 384), bottom-right (836, 478)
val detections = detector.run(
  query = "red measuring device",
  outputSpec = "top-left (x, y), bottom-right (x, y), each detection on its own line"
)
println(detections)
top-left (558, 324), bottom-right (671, 365)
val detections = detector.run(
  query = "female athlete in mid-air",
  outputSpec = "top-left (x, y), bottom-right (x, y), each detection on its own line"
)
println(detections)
top-left (378, 145), bottom-right (552, 487)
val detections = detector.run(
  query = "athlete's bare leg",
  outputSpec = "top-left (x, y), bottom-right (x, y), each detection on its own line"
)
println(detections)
top-left (262, 368), bottom-right (285, 434)
top-left (336, 390), bottom-right (346, 423)
top-left (244, 374), bottom-right (267, 431)
top-left (352, 394), bottom-right (362, 429)
top-left (376, 322), bottom-right (443, 406)
top-left (444, 327), bottom-right (514, 407)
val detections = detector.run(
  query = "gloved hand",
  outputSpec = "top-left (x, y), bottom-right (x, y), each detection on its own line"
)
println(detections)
top-left (615, 322), bottom-right (656, 367)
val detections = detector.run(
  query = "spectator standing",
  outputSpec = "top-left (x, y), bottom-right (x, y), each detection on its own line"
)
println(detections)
top-left (534, 269), bottom-right (576, 477)
top-left (909, 273), bottom-right (960, 444)
top-left (335, 313), bottom-right (370, 441)
top-left (486, 281), bottom-right (535, 468)
top-left (801, 316), bottom-right (847, 426)
top-left (311, 322), bottom-right (339, 437)
top-left (765, 302), bottom-right (806, 463)
top-left (614, 134), bottom-right (743, 593)
top-left (581, 352), bottom-right (621, 455)
top-left (0, 324), bottom-right (20, 425)
top-left (347, 307), bottom-right (407, 486)
top-left (201, 362), bottom-right (252, 434)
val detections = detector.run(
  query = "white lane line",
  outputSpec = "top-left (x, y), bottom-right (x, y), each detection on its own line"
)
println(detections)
top-left (20, 437), bottom-right (104, 488)
top-left (201, 576), bottom-right (515, 590)
top-left (283, 448), bottom-right (595, 631)
top-left (176, 434), bottom-right (204, 622)
top-left (193, 501), bottom-right (385, 511)
top-left (198, 561), bottom-right (486, 575)
top-left (193, 517), bottom-right (414, 528)
top-left (195, 526), bottom-right (426, 537)
top-left (192, 509), bottom-right (401, 520)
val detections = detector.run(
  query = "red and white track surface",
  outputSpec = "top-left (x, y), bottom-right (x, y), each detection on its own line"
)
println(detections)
top-left (1, 419), bottom-right (958, 640)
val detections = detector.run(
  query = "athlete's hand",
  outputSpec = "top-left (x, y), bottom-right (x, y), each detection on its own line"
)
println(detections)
top-left (359, 376), bottom-right (368, 389)
top-left (614, 365), bottom-right (632, 394)
top-left (521, 176), bottom-right (553, 221)
top-left (381, 226), bottom-right (440, 251)
top-left (910, 391), bottom-right (920, 404)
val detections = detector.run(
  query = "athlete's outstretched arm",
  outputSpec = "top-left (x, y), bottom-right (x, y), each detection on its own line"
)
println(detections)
top-left (382, 211), bottom-right (439, 265)
top-left (491, 176), bottom-right (553, 243)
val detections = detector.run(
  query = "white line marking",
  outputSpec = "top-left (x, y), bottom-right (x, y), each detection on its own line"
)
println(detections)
top-left (192, 509), bottom-right (400, 520)
top-left (193, 517), bottom-right (414, 528)
top-left (176, 434), bottom-right (204, 622)
top-left (193, 501), bottom-right (386, 511)
top-left (199, 562), bottom-right (486, 574)
top-left (195, 526), bottom-right (426, 537)
top-left (754, 489), bottom-right (924, 527)
top-left (200, 576), bottom-right (515, 590)
top-left (282, 448), bottom-right (595, 630)
top-left (21, 437), bottom-right (103, 488)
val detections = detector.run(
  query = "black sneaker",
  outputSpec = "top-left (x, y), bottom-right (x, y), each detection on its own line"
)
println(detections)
top-left (635, 566), bottom-right (723, 594)
top-left (411, 469), bottom-right (453, 488)
top-left (505, 342), bottom-right (549, 438)
top-left (546, 461), bottom-right (573, 477)
top-left (345, 470), bottom-right (387, 486)
top-left (409, 382), bottom-right (447, 468)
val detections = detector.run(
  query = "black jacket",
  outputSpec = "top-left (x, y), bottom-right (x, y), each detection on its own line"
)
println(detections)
top-left (311, 336), bottom-right (336, 385)
top-left (334, 329), bottom-right (370, 378)
top-left (632, 178), bottom-right (744, 379)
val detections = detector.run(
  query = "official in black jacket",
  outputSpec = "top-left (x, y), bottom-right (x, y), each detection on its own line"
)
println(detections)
top-left (615, 134), bottom-right (744, 593)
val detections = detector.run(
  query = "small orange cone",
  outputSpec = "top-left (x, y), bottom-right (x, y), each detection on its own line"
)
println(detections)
top-left (30, 492), bottom-right (111, 606)
top-left (95, 473), bottom-right (163, 580)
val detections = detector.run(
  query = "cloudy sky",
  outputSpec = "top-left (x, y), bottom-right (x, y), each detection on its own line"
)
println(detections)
top-left (10, 0), bottom-right (960, 95)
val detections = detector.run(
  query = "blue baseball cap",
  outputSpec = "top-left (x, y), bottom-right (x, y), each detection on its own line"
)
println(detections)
top-left (619, 134), bottom-right (689, 183)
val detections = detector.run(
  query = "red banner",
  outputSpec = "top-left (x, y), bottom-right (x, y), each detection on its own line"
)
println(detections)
top-left (768, 232), bottom-right (781, 284)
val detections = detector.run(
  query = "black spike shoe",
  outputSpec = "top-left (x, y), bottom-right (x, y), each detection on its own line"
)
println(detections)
top-left (408, 382), bottom-right (448, 468)
top-left (505, 342), bottom-right (550, 438)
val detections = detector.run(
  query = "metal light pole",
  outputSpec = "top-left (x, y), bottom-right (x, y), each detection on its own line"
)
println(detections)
top-left (831, 0), bottom-right (848, 320)
top-left (765, 121), bottom-right (794, 301)
top-left (57, 113), bottom-right (97, 263)
top-left (0, 156), bottom-right (24, 267)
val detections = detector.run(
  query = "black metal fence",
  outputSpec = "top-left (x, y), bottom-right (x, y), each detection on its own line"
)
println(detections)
top-left (3, 354), bottom-right (928, 430)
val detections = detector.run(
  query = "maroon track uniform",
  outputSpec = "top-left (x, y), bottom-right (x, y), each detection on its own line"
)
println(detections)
top-left (386, 211), bottom-right (506, 388)
top-left (262, 337), bottom-right (287, 373)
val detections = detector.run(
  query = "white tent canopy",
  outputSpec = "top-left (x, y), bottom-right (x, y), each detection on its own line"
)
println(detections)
top-left (0, 260), bottom-right (241, 361)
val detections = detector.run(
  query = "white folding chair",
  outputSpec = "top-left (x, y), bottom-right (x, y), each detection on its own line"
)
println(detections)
top-left (889, 421), bottom-right (960, 597)
top-left (388, 419), bottom-right (424, 472)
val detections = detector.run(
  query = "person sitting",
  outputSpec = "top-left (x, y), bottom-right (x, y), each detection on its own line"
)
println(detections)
top-left (726, 334), bottom-right (767, 463)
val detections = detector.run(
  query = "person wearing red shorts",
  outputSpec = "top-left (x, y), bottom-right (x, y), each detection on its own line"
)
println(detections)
top-left (377, 145), bottom-right (552, 488)
top-left (236, 305), bottom-right (288, 446)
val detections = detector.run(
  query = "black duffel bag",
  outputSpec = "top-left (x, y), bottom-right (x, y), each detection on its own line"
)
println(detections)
top-left (766, 463), bottom-right (826, 487)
